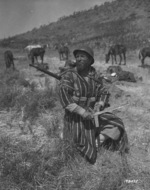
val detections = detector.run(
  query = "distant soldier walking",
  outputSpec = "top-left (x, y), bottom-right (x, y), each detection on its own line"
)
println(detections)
top-left (58, 46), bottom-right (129, 164)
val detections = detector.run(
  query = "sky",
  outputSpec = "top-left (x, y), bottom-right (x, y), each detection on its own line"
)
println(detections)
top-left (0, 0), bottom-right (112, 39)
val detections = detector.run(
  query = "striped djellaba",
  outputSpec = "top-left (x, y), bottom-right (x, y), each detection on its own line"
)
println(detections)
top-left (59, 66), bottom-right (129, 164)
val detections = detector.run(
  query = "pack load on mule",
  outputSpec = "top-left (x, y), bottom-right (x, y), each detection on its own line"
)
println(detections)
top-left (25, 44), bottom-right (48, 52)
top-left (105, 65), bottom-right (142, 83)
top-left (25, 44), bottom-right (42, 52)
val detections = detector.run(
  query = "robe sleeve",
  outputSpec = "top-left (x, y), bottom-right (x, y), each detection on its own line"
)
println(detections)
top-left (59, 71), bottom-right (86, 114)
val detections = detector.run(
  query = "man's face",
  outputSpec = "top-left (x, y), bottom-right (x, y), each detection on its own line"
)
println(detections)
top-left (75, 51), bottom-right (91, 71)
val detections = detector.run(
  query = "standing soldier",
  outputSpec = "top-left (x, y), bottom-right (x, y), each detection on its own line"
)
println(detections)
top-left (58, 46), bottom-right (129, 164)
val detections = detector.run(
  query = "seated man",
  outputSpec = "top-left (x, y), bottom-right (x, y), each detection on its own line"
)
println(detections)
top-left (58, 46), bottom-right (129, 164)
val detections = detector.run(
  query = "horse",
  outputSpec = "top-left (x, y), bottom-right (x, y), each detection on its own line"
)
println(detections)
top-left (29, 47), bottom-right (46, 65)
top-left (4, 50), bottom-right (15, 70)
top-left (25, 44), bottom-right (48, 58)
top-left (55, 44), bottom-right (70, 60)
top-left (105, 44), bottom-right (126, 65)
top-left (139, 47), bottom-right (150, 66)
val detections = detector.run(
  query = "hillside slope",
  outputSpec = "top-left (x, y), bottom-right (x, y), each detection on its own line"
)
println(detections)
top-left (1, 0), bottom-right (150, 50)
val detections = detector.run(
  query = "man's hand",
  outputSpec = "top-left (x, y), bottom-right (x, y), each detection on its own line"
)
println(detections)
top-left (82, 111), bottom-right (93, 120)
top-left (94, 101), bottom-right (104, 112)
top-left (71, 105), bottom-right (93, 120)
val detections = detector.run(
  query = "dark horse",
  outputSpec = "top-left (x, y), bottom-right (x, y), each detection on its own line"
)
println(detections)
top-left (105, 44), bottom-right (126, 65)
top-left (29, 47), bottom-right (46, 65)
top-left (139, 47), bottom-right (150, 66)
top-left (55, 44), bottom-right (69, 60)
top-left (4, 50), bottom-right (15, 70)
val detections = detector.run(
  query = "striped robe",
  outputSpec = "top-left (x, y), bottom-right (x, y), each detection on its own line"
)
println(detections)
top-left (59, 67), bottom-right (128, 164)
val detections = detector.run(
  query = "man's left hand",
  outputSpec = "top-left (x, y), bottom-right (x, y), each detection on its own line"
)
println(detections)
top-left (94, 101), bottom-right (104, 112)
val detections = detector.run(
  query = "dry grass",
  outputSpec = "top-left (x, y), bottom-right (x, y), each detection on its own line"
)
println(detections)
top-left (0, 48), bottom-right (150, 189)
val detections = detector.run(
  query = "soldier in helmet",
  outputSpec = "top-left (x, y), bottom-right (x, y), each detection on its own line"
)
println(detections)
top-left (58, 46), bottom-right (129, 164)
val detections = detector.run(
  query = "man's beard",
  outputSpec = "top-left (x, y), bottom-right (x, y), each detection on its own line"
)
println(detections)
top-left (76, 65), bottom-right (84, 71)
top-left (76, 62), bottom-right (86, 72)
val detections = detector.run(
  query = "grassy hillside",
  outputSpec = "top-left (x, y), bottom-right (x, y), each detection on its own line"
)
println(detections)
top-left (1, 0), bottom-right (150, 50)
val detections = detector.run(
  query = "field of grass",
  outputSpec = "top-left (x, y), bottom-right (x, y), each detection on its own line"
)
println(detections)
top-left (0, 47), bottom-right (150, 190)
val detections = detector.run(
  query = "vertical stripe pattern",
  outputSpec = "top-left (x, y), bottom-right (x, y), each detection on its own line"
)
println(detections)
top-left (59, 67), bottom-right (128, 164)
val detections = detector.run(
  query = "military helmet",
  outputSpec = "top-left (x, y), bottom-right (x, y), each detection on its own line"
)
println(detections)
top-left (73, 46), bottom-right (94, 64)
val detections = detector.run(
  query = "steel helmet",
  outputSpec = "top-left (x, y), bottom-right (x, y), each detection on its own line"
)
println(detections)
top-left (73, 46), bottom-right (94, 64)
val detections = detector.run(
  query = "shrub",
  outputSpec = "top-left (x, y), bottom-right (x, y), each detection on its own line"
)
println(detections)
top-left (15, 89), bottom-right (57, 122)
top-left (0, 85), bottom-right (21, 110)
top-left (0, 69), bottom-right (58, 122)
